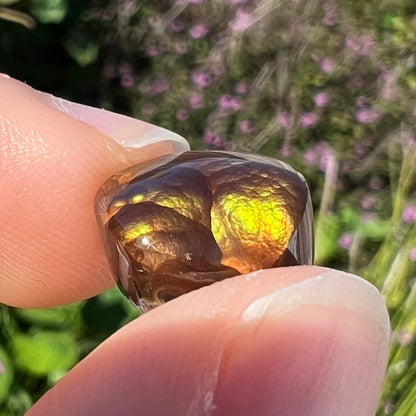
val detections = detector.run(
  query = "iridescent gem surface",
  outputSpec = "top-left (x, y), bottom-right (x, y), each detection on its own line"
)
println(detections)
top-left (95, 151), bottom-right (313, 311)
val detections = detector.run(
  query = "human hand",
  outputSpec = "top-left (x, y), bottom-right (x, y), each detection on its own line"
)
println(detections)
top-left (0, 75), bottom-right (390, 416)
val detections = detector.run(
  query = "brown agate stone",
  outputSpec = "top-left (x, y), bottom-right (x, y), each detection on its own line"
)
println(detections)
top-left (95, 151), bottom-right (313, 311)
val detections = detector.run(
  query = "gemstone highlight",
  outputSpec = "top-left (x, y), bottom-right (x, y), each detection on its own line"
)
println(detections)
top-left (95, 151), bottom-right (313, 311)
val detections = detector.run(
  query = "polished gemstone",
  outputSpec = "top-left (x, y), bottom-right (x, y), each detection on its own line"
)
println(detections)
top-left (95, 151), bottom-right (313, 311)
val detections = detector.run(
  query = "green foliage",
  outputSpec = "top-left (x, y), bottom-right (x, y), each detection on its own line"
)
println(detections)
top-left (0, 347), bottom-right (13, 405)
top-left (394, 384), bottom-right (416, 416)
top-left (29, 0), bottom-right (67, 24)
top-left (14, 303), bottom-right (82, 329)
top-left (314, 213), bottom-right (340, 264)
top-left (0, 289), bottom-right (137, 414)
top-left (64, 31), bottom-right (99, 67)
top-left (0, 0), bottom-right (21, 5)
top-left (12, 331), bottom-right (79, 377)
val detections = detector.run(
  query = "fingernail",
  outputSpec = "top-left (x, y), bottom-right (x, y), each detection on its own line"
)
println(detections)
top-left (243, 269), bottom-right (390, 335)
top-left (42, 94), bottom-right (190, 152)
top-left (0, 73), bottom-right (10, 79)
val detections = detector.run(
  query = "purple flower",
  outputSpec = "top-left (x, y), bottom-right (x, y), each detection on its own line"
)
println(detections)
top-left (101, 9), bottom-right (115, 21)
top-left (314, 91), bottom-right (329, 107)
top-left (303, 149), bottom-right (317, 165)
top-left (322, 3), bottom-right (336, 26)
top-left (300, 112), bottom-right (318, 128)
top-left (229, 8), bottom-right (254, 32)
top-left (280, 144), bottom-right (293, 157)
top-left (211, 61), bottom-right (224, 77)
top-left (319, 57), bottom-right (335, 74)
top-left (174, 41), bottom-right (188, 55)
top-left (354, 143), bottom-right (366, 158)
top-left (360, 35), bottom-right (373, 56)
top-left (322, 16), bottom-right (335, 25)
top-left (379, 69), bottom-right (397, 100)
top-left (410, 247), bottom-right (416, 261)
top-left (407, 136), bottom-right (416, 148)
top-left (277, 112), bottom-right (293, 129)
top-left (203, 130), bottom-right (225, 147)
top-left (219, 0), bottom-right (248, 3)
top-left (356, 108), bottom-right (380, 124)
top-left (306, 141), bottom-right (335, 171)
top-left (383, 401), bottom-right (395, 415)
top-left (146, 45), bottom-right (159, 57)
top-left (176, 108), bottom-right (189, 121)
top-left (380, 67), bottom-right (393, 80)
top-left (346, 37), bottom-right (360, 52)
top-left (120, 74), bottom-right (134, 88)
top-left (142, 104), bottom-right (156, 116)
top-left (151, 79), bottom-right (170, 95)
top-left (380, 87), bottom-right (397, 100)
top-left (174, 0), bottom-right (203, 3)
top-left (213, 136), bottom-right (227, 148)
top-left (318, 144), bottom-right (334, 171)
top-left (189, 23), bottom-right (208, 39)
top-left (219, 94), bottom-right (242, 111)
top-left (362, 212), bottom-right (375, 223)
top-left (398, 329), bottom-right (414, 346)
top-left (361, 195), bottom-right (375, 210)
top-left (118, 62), bottom-right (132, 75)
top-left (122, 0), bottom-right (137, 12)
top-left (349, 74), bottom-right (364, 88)
top-left (203, 130), bottom-right (215, 143)
top-left (338, 233), bottom-right (354, 250)
top-left (403, 205), bottom-right (416, 223)
top-left (346, 35), bottom-right (373, 56)
top-left (368, 177), bottom-right (382, 190)
top-left (239, 119), bottom-right (254, 133)
top-left (189, 92), bottom-right (204, 109)
top-left (341, 161), bottom-right (352, 173)
top-left (235, 81), bottom-right (249, 94)
top-left (170, 19), bottom-right (184, 32)
top-left (191, 70), bottom-right (214, 88)
top-left (356, 96), bottom-right (367, 108)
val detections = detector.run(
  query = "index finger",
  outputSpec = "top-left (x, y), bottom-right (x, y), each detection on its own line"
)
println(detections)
top-left (0, 75), bottom-right (188, 308)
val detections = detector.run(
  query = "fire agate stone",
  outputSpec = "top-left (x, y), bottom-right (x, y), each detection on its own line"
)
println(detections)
top-left (95, 151), bottom-right (314, 311)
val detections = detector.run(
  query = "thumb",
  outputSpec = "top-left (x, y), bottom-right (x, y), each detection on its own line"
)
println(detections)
top-left (0, 74), bottom-right (188, 307)
top-left (27, 266), bottom-right (390, 416)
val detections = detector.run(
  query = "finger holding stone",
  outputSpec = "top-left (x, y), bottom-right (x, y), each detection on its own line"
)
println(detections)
top-left (27, 266), bottom-right (390, 416)
top-left (0, 75), bottom-right (188, 308)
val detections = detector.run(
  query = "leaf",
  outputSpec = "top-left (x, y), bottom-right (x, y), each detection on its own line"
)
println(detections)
top-left (12, 331), bottom-right (79, 377)
top-left (0, 347), bottom-right (13, 405)
top-left (82, 289), bottom-right (135, 342)
top-left (339, 206), bottom-right (361, 228)
top-left (64, 32), bottom-right (99, 67)
top-left (98, 287), bottom-right (130, 305)
top-left (362, 219), bottom-right (391, 240)
top-left (3, 388), bottom-right (33, 415)
top-left (314, 213), bottom-right (340, 264)
top-left (99, 288), bottom-right (140, 326)
top-left (393, 382), bottom-right (416, 416)
top-left (29, 0), bottom-right (67, 24)
top-left (15, 302), bottom-right (83, 329)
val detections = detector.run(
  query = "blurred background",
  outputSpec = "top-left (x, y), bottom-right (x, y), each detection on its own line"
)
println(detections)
top-left (1, 0), bottom-right (416, 414)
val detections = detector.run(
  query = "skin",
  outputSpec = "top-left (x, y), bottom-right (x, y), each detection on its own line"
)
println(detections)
top-left (0, 75), bottom-right (390, 416)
